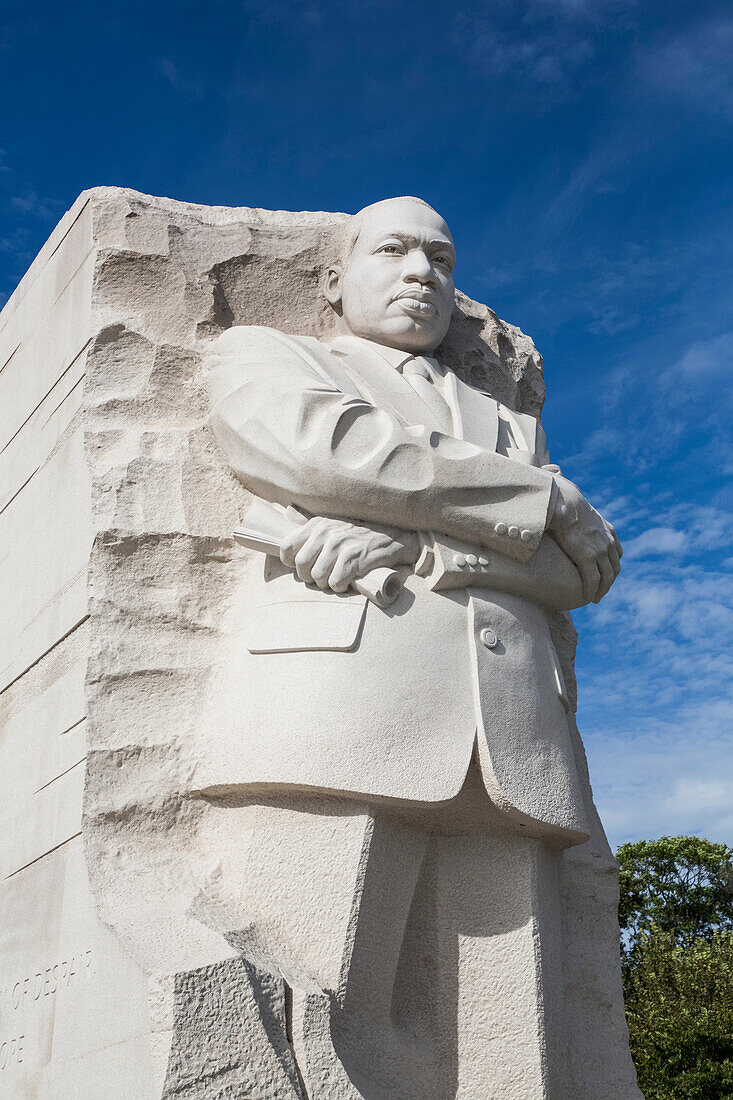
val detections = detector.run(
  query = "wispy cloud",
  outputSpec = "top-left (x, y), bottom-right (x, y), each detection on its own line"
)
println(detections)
top-left (577, 510), bottom-right (733, 847)
top-left (0, 226), bottom-right (35, 261)
top-left (538, 14), bottom-right (733, 230)
top-left (565, 321), bottom-right (733, 485)
top-left (234, 0), bottom-right (330, 27)
top-left (156, 58), bottom-right (204, 100)
top-left (546, 144), bottom-right (632, 225)
top-left (9, 188), bottom-right (60, 221)
top-left (570, 315), bottom-right (733, 847)
top-left (450, 0), bottom-right (641, 99)
top-left (530, 0), bottom-right (634, 13)
top-left (454, 13), bottom-right (594, 85)
top-left (0, 160), bottom-right (62, 298)
top-left (645, 16), bottom-right (733, 118)
top-left (453, 10), bottom-right (596, 88)
top-left (672, 331), bottom-right (733, 386)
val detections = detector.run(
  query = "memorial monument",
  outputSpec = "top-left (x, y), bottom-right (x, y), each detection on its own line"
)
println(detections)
top-left (0, 187), bottom-right (641, 1098)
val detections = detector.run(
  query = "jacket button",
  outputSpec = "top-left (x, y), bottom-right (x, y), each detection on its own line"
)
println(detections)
top-left (480, 628), bottom-right (498, 649)
top-left (478, 556), bottom-right (489, 567)
top-left (466, 554), bottom-right (478, 566)
top-left (520, 529), bottom-right (532, 543)
top-left (455, 554), bottom-right (466, 567)
top-left (494, 522), bottom-right (507, 535)
top-left (508, 525), bottom-right (519, 538)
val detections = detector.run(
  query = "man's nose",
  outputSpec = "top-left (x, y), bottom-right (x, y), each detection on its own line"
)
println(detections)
top-left (402, 250), bottom-right (436, 285)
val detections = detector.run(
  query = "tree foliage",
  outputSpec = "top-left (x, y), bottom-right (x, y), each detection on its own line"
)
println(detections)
top-left (618, 836), bottom-right (733, 1099)
top-left (618, 836), bottom-right (733, 953)
top-left (624, 930), bottom-right (733, 1100)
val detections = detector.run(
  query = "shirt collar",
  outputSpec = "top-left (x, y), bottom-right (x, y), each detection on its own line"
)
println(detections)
top-left (326, 333), bottom-right (441, 374)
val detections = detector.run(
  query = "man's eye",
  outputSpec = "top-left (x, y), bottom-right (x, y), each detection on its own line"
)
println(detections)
top-left (378, 245), bottom-right (402, 255)
top-left (433, 255), bottom-right (452, 269)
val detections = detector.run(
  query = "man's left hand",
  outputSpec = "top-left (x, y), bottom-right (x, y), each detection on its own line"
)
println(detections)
top-left (548, 475), bottom-right (623, 604)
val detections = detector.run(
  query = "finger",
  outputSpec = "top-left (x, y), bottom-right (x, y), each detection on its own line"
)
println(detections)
top-left (310, 544), bottom-right (341, 589)
top-left (329, 555), bottom-right (360, 593)
top-left (280, 516), bottom-right (325, 566)
top-left (578, 560), bottom-right (601, 605)
top-left (293, 534), bottom-right (325, 583)
top-left (610, 526), bottom-right (623, 558)
top-left (594, 555), bottom-right (615, 603)
top-left (608, 543), bottom-right (621, 576)
top-left (279, 527), bottom-right (309, 567)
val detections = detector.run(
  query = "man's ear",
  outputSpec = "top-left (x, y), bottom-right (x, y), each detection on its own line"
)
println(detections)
top-left (324, 265), bottom-right (343, 314)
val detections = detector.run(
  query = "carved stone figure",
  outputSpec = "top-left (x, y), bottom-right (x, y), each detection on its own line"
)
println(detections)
top-left (194, 196), bottom-right (631, 1097)
top-left (0, 187), bottom-right (640, 1099)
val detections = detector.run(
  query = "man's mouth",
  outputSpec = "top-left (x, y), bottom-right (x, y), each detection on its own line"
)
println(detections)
top-left (393, 289), bottom-right (438, 315)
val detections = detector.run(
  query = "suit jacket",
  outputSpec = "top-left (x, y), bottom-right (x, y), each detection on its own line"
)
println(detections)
top-left (201, 325), bottom-right (590, 844)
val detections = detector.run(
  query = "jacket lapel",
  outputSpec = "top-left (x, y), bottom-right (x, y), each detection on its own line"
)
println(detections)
top-left (508, 408), bottom-right (543, 455)
top-left (324, 336), bottom-right (501, 449)
top-left (335, 343), bottom-right (445, 430)
top-left (448, 372), bottom-right (499, 451)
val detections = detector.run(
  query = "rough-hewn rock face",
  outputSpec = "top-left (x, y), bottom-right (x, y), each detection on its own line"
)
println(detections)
top-left (0, 187), bottom-right (639, 1098)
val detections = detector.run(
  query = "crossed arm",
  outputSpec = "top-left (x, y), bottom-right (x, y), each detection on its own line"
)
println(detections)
top-left (208, 327), bottom-right (621, 606)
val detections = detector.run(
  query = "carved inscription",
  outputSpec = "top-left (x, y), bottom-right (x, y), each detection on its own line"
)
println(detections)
top-left (0, 1035), bottom-right (24, 1072)
top-left (0, 950), bottom-right (93, 1074)
top-left (0, 950), bottom-right (93, 1015)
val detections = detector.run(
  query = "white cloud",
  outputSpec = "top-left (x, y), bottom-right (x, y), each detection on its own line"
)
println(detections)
top-left (683, 505), bottom-right (733, 552)
top-left (586, 723), bottom-right (733, 848)
top-left (623, 526), bottom-right (687, 559)
top-left (573, 487), bottom-right (733, 851)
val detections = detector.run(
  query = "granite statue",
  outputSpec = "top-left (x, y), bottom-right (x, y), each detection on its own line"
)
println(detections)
top-left (197, 196), bottom-right (626, 1097)
top-left (0, 187), bottom-right (640, 1099)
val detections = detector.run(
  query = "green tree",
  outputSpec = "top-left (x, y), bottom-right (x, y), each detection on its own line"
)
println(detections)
top-left (623, 930), bottom-right (733, 1100)
top-left (618, 836), bottom-right (733, 954)
top-left (618, 837), bottom-right (733, 1099)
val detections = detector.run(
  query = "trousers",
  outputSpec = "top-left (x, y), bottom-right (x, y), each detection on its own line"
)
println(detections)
top-left (165, 754), bottom-right (570, 1099)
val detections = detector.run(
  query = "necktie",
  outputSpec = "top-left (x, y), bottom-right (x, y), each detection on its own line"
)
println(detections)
top-left (400, 357), bottom-right (454, 435)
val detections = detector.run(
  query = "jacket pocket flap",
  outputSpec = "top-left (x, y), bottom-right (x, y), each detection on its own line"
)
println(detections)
top-left (244, 597), bottom-right (368, 653)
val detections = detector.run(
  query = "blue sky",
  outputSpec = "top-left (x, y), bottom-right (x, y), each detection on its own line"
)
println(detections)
top-left (2, 0), bottom-right (731, 849)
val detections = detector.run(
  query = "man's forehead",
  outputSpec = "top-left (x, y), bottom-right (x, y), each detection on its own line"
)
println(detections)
top-left (356, 201), bottom-right (454, 247)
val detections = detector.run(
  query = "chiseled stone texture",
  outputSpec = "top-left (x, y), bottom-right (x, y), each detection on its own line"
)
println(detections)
top-left (0, 187), bottom-right (640, 1097)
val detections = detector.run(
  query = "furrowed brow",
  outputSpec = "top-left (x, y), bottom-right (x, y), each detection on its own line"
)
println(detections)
top-left (378, 231), bottom-right (419, 248)
top-left (428, 239), bottom-right (455, 255)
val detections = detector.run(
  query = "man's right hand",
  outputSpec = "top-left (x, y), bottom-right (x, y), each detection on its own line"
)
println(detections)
top-left (548, 475), bottom-right (622, 604)
top-left (279, 516), bottom-right (420, 593)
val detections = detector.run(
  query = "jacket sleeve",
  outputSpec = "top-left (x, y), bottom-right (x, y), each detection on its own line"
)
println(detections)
top-left (206, 326), bottom-right (557, 563)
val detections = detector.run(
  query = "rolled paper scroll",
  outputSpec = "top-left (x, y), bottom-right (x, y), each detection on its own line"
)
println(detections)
top-left (233, 498), bottom-right (402, 609)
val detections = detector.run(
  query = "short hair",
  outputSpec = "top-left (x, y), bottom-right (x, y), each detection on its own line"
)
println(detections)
top-left (334, 196), bottom-right (442, 265)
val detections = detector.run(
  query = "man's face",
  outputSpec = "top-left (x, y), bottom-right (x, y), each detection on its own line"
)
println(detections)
top-left (334, 201), bottom-right (456, 354)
